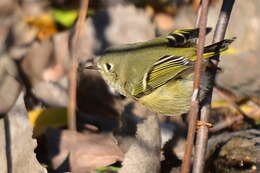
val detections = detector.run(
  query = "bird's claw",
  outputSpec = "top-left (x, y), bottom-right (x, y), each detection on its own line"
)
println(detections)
top-left (196, 120), bottom-right (213, 129)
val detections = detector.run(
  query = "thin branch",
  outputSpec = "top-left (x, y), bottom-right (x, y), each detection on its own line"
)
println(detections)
top-left (68, 0), bottom-right (89, 131)
top-left (210, 87), bottom-right (254, 133)
top-left (193, 104), bottom-right (210, 173)
top-left (213, 0), bottom-right (235, 43)
top-left (214, 87), bottom-right (247, 117)
top-left (214, 87), bottom-right (254, 124)
top-left (193, 0), bottom-right (235, 173)
top-left (210, 114), bottom-right (243, 133)
top-left (181, 0), bottom-right (209, 173)
top-left (195, 5), bottom-right (202, 27)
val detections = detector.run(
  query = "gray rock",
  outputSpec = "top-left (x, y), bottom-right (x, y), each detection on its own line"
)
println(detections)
top-left (207, 129), bottom-right (260, 173)
top-left (86, 4), bottom-right (156, 55)
top-left (0, 56), bottom-right (22, 113)
top-left (119, 115), bottom-right (161, 173)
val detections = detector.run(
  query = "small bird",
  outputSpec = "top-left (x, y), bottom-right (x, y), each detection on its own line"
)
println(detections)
top-left (93, 28), bottom-right (234, 115)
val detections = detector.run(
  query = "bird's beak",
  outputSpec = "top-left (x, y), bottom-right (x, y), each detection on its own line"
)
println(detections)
top-left (78, 60), bottom-right (100, 72)
top-left (85, 65), bottom-right (99, 70)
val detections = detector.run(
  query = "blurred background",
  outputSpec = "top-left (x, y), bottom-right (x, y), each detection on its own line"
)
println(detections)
top-left (0, 0), bottom-right (260, 173)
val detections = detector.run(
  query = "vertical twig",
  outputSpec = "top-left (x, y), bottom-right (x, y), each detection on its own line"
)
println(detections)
top-left (68, 0), bottom-right (89, 131)
top-left (213, 0), bottom-right (235, 43)
top-left (193, 105), bottom-right (210, 173)
top-left (181, 1), bottom-right (209, 173)
top-left (195, 5), bottom-right (202, 27)
top-left (4, 116), bottom-right (12, 173)
top-left (193, 0), bottom-right (235, 173)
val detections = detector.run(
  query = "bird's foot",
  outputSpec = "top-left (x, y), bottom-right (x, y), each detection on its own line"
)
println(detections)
top-left (196, 120), bottom-right (213, 129)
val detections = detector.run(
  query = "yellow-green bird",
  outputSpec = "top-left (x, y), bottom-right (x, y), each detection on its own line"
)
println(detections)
top-left (94, 28), bottom-right (234, 115)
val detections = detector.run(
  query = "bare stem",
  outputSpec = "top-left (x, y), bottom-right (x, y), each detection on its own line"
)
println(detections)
top-left (193, 0), bottom-right (235, 173)
top-left (213, 87), bottom-right (255, 125)
top-left (210, 115), bottom-right (243, 133)
top-left (181, 1), bottom-right (209, 173)
top-left (214, 87), bottom-right (247, 117)
top-left (68, 0), bottom-right (89, 131)
top-left (213, 0), bottom-right (235, 43)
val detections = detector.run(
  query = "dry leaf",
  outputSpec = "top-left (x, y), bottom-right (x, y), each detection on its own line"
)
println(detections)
top-left (28, 107), bottom-right (67, 137)
top-left (46, 129), bottom-right (123, 172)
top-left (212, 100), bottom-right (260, 121)
top-left (24, 14), bottom-right (57, 40)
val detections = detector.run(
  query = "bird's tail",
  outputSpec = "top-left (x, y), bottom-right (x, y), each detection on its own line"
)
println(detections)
top-left (203, 37), bottom-right (236, 59)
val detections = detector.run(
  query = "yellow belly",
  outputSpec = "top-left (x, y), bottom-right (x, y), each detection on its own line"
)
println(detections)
top-left (138, 78), bottom-right (193, 115)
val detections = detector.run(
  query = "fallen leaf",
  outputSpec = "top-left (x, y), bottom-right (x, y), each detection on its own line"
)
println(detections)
top-left (96, 166), bottom-right (120, 172)
top-left (28, 107), bottom-right (67, 137)
top-left (52, 8), bottom-right (78, 28)
top-left (24, 14), bottom-right (57, 40)
top-left (212, 100), bottom-right (260, 120)
top-left (46, 129), bottom-right (124, 172)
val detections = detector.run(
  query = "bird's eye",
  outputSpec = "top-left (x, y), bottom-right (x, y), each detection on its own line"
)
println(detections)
top-left (105, 63), bottom-right (112, 71)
